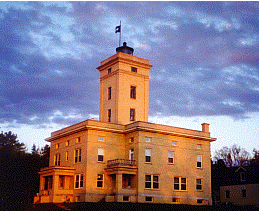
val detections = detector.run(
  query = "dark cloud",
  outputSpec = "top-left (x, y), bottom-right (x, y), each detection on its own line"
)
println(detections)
top-left (0, 1), bottom-right (258, 127)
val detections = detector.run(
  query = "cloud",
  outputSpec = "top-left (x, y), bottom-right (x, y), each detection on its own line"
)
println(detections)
top-left (0, 1), bottom-right (258, 128)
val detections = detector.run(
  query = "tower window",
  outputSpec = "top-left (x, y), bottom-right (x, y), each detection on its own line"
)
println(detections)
top-left (108, 109), bottom-right (111, 122)
top-left (75, 149), bottom-right (82, 163)
top-left (108, 87), bottom-right (111, 100)
top-left (131, 67), bottom-right (137, 72)
top-left (130, 86), bottom-right (136, 99)
top-left (54, 153), bottom-right (61, 166)
top-left (108, 68), bottom-right (111, 74)
top-left (130, 109), bottom-right (135, 121)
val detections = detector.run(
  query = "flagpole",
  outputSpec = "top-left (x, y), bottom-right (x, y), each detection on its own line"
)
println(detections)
top-left (119, 21), bottom-right (121, 47)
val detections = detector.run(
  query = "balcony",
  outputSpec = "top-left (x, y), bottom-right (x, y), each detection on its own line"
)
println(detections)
top-left (107, 159), bottom-right (136, 167)
top-left (105, 159), bottom-right (137, 175)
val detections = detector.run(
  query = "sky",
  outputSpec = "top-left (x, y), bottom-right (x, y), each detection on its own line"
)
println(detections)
top-left (0, 1), bottom-right (259, 158)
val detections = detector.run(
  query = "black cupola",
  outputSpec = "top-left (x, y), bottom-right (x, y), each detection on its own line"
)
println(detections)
top-left (116, 42), bottom-right (134, 55)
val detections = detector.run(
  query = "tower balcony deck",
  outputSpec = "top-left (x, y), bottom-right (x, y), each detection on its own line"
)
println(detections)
top-left (105, 159), bottom-right (137, 175)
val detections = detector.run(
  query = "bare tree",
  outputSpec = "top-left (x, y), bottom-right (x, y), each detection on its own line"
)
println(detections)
top-left (214, 144), bottom-right (251, 167)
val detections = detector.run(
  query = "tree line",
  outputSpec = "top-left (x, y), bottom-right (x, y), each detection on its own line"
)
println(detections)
top-left (213, 144), bottom-right (259, 167)
top-left (0, 131), bottom-right (50, 210)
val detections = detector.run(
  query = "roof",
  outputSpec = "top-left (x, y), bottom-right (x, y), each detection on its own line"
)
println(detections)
top-left (45, 119), bottom-right (216, 142)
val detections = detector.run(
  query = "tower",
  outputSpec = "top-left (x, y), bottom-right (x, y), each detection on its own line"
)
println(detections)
top-left (97, 42), bottom-right (153, 124)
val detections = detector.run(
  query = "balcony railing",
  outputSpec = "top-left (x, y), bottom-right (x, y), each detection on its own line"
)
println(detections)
top-left (107, 159), bottom-right (136, 167)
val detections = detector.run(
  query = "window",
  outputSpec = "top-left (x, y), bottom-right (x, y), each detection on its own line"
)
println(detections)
top-left (123, 196), bottom-right (130, 201)
top-left (197, 155), bottom-right (202, 168)
top-left (66, 151), bottom-right (69, 161)
top-left (66, 140), bottom-right (69, 146)
top-left (130, 86), bottom-right (136, 99)
top-left (108, 87), bottom-right (111, 100)
top-left (59, 175), bottom-right (64, 189)
top-left (44, 176), bottom-right (53, 190)
top-left (75, 174), bottom-right (83, 189)
top-left (54, 153), bottom-right (61, 166)
top-left (172, 141), bottom-right (177, 146)
top-left (97, 174), bottom-right (104, 188)
top-left (108, 68), bottom-right (111, 74)
top-left (174, 177), bottom-right (187, 191)
top-left (242, 189), bottom-right (246, 198)
top-left (168, 152), bottom-right (174, 164)
top-left (129, 149), bottom-right (134, 160)
top-left (197, 144), bottom-right (201, 149)
top-left (145, 175), bottom-right (159, 189)
top-left (197, 199), bottom-right (203, 204)
top-left (172, 198), bottom-right (180, 203)
top-left (130, 109), bottom-right (135, 121)
top-left (145, 196), bottom-right (153, 202)
top-left (98, 148), bottom-right (104, 162)
top-left (145, 149), bottom-right (151, 163)
top-left (240, 172), bottom-right (246, 182)
top-left (56, 143), bottom-right (59, 149)
top-left (131, 67), bottom-right (137, 72)
top-left (75, 149), bottom-right (81, 163)
top-left (145, 137), bottom-right (151, 143)
top-left (108, 109), bottom-right (111, 122)
top-left (196, 179), bottom-right (202, 191)
top-left (98, 136), bottom-right (105, 142)
top-left (129, 137), bottom-right (134, 143)
top-left (226, 190), bottom-right (230, 198)
top-left (76, 137), bottom-right (80, 143)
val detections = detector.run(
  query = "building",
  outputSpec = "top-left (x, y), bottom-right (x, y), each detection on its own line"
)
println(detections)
top-left (34, 42), bottom-right (216, 205)
top-left (212, 160), bottom-right (259, 206)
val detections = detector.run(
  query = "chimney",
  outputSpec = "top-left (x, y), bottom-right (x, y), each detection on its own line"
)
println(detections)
top-left (201, 123), bottom-right (210, 133)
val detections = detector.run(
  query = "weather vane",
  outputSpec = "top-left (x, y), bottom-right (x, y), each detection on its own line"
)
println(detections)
top-left (115, 21), bottom-right (121, 47)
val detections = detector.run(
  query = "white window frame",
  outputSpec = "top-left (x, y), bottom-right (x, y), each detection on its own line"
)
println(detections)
top-left (174, 177), bottom-right (187, 191)
top-left (97, 174), bottom-right (104, 188)
top-left (196, 178), bottom-right (202, 191)
top-left (98, 148), bottom-right (104, 162)
top-left (197, 155), bottom-right (202, 168)
top-left (145, 137), bottom-right (151, 143)
top-left (168, 151), bottom-right (174, 164)
top-left (172, 141), bottom-right (177, 146)
top-left (197, 144), bottom-right (202, 149)
top-left (145, 175), bottom-right (159, 189)
top-left (98, 136), bottom-right (105, 142)
top-left (129, 149), bottom-right (134, 160)
top-left (130, 108), bottom-right (135, 121)
top-left (75, 174), bottom-right (84, 189)
top-left (145, 149), bottom-right (151, 163)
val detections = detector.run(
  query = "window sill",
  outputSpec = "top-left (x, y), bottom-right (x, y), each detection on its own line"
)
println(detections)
top-left (168, 163), bottom-right (174, 165)
top-left (95, 187), bottom-right (105, 190)
top-left (196, 190), bottom-right (203, 192)
top-left (97, 161), bottom-right (105, 164)
top-left (145, 188), bottom-right (160, 191)
top-left (197, 167), bottom-right (203, 170)
top-left (145, 162), bottom-right (152, 164)
top-left (173, 190), bottom-right (187, 192)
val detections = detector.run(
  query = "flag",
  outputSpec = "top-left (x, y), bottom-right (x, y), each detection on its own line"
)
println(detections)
top-left (115, 25), bottom-right (121, 33)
